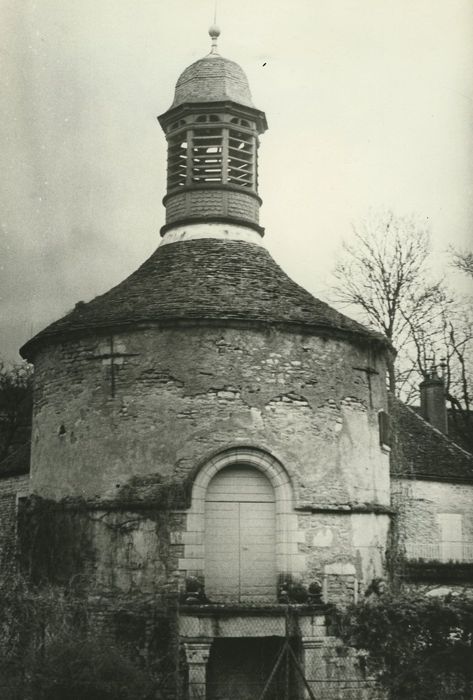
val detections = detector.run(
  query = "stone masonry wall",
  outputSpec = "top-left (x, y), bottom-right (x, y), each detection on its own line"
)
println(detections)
top-left (298, 511), bottom-right (390, 603)
top-left (19, 500), bottom-right (184, 596)
top-left (392, 479), bottom-right (473, 551)
top-left (392, 478), bottom-right (473, 596)
top-left (0, 474), bottom-right (29, 574)
top-left (31, 325), bottom-right (389, 507)
top-left (30, 325), bottom-right (390, 600)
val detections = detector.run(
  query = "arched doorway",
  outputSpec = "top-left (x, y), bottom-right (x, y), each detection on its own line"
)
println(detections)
top-left (204, 465), bottom-right (277, 603)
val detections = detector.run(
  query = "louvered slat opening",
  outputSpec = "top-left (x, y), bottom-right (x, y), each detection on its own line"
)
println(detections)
top-left (167, 123), bottom-right (257, 191)
top-left (228, 129), bottom-right (254, 188)
top-left (192, 127), bottom-right (224, 183)
top-left (167, 134), bottom-right (188, 188)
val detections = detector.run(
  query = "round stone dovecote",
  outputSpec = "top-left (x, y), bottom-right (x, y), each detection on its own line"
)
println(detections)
top-left (27, 321), bottom-right (391, 599)
top-left (21, 31), bottom-right (393, 608)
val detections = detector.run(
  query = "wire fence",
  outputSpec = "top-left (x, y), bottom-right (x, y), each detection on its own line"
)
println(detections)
top-left (182, 606), bottom-right (382, 700)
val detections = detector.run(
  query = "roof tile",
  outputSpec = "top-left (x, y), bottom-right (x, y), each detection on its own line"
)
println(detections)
top-left (21, 239), bottom-right (386, 358)
top-left (390, 395), bottom-right (473, 482)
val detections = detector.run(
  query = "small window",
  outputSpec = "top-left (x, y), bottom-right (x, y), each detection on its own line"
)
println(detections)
top-left (378, 411), bottom-right (391, 448)
top-left (229, 117), bottom-right (250, 127)
top-left (437, 514), bottom-right (463, 562)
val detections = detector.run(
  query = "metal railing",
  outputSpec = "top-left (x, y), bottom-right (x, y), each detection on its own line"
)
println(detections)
top-left (404, 541), bottom-right (473, 563)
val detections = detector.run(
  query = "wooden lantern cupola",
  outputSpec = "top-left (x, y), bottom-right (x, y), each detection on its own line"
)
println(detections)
top-left (158, 26), bottom-right (268, 238)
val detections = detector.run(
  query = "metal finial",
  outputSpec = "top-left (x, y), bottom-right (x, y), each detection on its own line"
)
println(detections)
top-left (209, 24), bottom-right (220, 54)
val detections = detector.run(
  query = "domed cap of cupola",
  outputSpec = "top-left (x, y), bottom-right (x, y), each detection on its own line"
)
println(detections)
top-left (170, 27), bottom-right (255, 109)
top-left (172, 56), bottom-right (254, 109)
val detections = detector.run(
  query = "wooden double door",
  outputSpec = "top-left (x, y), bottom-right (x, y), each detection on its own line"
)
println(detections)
top-left (204, 465), bottom-right (277, 603)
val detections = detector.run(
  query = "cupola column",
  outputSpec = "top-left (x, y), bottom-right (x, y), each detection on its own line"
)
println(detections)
top-left (158, 27), bottom-right (267, 239)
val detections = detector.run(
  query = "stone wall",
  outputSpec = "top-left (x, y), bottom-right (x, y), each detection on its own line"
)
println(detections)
top-left (392, 478), bottom-right (473, 595)
top-left (19, 498), bottom-right (185, 595)
top-left (29, 324), bottom-right (390, 602)
top-left (298, 512), bottom-right (389, 603)
top-left (392, 478), bottom-right (473, 550)
top-left (0, 473), bottom-right (29, 573)
top-left (31, 325), bottom-right (389, 507)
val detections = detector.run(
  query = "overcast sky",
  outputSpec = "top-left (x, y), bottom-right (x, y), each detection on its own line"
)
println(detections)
top-left (1, 0), bottom-right (472, 361)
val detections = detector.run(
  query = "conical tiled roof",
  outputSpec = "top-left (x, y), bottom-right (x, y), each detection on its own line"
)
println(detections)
top-left (21, 239), bottom-right (388, 359)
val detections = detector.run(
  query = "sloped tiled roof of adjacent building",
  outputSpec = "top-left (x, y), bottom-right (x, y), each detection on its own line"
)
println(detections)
top-left (390, 395), bottom-right (473, 483)
top-left (20, 239), bottom-right (389, 359)
top-left (410, 405), bottom-right (473, 454)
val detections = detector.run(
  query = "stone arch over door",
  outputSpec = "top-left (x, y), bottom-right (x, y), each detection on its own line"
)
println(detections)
top-left (177, 447), bottom-right (304, 601)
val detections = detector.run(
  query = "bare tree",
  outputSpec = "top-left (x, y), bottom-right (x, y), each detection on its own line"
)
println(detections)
top-left (401, 296), bottom-right (472, 450)
top-left (332, 210), bottom-right (445, 393)
top-left (332, 213), bottom-right (473, 451)
top-left (438, 251), bottom-right (473, 451)
top-left (444, 313), bottom-right (472, 451)
top-left (452, 248), bottom-right (473, 278)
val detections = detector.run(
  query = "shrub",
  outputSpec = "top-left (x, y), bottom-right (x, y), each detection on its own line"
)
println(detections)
top-left (33, 634), bottom-right (155, 700)
top-left (333, 592), bottom-right (473, 700)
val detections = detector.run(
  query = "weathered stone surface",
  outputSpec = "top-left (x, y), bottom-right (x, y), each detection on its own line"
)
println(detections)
top-left (392, 479), bottom-right (473, 551)
top-left (19, 497), bottom-right (184, 595)
top-left (297, 511), bottom-right (389, 601)
top-left (30, 326), bottom-right (390, 508)
top-left (0, 473), bottom-right (29, 572)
